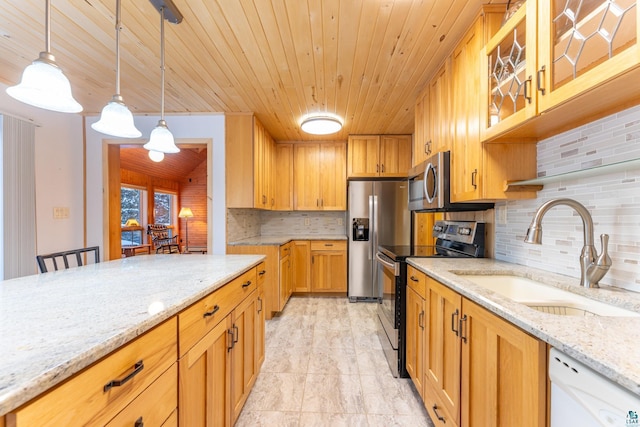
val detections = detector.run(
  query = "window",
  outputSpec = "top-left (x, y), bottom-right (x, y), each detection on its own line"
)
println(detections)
top-left (121, 186), bottom-right (145, 245)
top-left (154, 191), bottom-right (177, 226)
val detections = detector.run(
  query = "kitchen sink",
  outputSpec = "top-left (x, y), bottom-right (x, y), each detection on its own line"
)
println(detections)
top-left (457, 274), bottom-right (640, 317)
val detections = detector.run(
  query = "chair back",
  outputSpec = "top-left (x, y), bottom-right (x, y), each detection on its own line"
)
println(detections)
top-left (147, 224), bottom-right (179, 251)
top-left (36, 246), bottom-right (100, 273)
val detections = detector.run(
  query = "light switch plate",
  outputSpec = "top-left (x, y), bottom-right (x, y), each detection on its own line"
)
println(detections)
top-left (53, 207), bottom-right (70, 219)
top-left (304, 218), bottom-right (310, 226)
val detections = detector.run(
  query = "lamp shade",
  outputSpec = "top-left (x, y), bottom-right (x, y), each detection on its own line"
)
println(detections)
top-left (7, 53), bottom-right (82, 113)
top-left (124, 218), bottom-right (140, 227)
top-left (300, 115), bottom-right (343, 135)
top-left (143, 120), bottom-right (180, 153)
top-left (148, 150), bottom-right (165, 162)
top-left (178, 207), bottom-right (194, 218)
top-left (92, 95), bottom-right (142, 138)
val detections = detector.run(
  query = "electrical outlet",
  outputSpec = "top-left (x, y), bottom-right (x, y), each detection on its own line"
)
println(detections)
top-left (497, 206), bottom-right (507, 225)
top-left (304, 218), bottom-right (310, 226)
top-left (337, 218), bottom-right (343, 225)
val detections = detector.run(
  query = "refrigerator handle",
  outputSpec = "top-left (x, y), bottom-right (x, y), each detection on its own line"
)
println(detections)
top-left (371, 194), bottom-right (378, 261)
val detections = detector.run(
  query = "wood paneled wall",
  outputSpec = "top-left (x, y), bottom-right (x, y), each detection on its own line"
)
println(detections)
top-left (179, 160), bottom-right (208, 249)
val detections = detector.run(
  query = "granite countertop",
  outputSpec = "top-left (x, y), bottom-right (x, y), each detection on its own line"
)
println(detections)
top-left (407, 258), bottom-right (640, 396)
top-left (228, 235), bottom-right (348, 246)
top-left (0, 254), bottom-right (265, 415)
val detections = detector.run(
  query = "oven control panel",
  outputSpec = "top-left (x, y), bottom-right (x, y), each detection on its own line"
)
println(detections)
top-left (432, 220), bottom-right (484, 245)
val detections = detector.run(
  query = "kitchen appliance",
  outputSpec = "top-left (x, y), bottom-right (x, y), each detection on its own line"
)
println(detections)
top-left (408, 151), bottom-right (494, 212)
top-left (549, 348), bottom-right (640, 427)
top-left (347, 180), bottom-right (411, 302)
top-left (376, 220), bottom-right (486, 378)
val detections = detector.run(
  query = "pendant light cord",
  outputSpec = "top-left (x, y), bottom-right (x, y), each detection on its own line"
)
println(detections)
top-left (160, 6), bottom-right (166, 121)
top-left (45, 0), bottom-right (51, 52)
top-left (115, 0), bottom-right (122, 96)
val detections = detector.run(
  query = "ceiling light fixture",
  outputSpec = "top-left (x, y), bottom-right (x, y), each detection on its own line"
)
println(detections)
top-left (91, 0), bottom-right (141, 138)
top-left (6, 0), bottom-right (82, 113)
top-left (148, 150), bottom-right (165, 162)
top-left (300, 114), bottom-right (343, 135)
top-left (143, 4), bottom-right (180, 155)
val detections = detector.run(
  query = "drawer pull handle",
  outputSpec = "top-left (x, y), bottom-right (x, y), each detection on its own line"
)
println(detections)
top-left (233, 325), bottom-right (239, 344)
top-left (451, 309), bottom-right (459, 336)
top-left (242, 280), bottom-right (252, 288)
top-left (419, 310), bottom-right (425, 329)
top-left (135, 417), bottom-right (144, 427)
top-left (257, 296), bottom-right (263, 313)
top-left (324, 243), bottom-right (333, 247)
top-left (409, 275), bottom-right (419, 282)
top-left (227, 329), bottom-right (234, 352)
top-left (258, 270), bottom-right (266, 276)
top-left (460, 314), bottom-right (468, 343)
top-left (203, 304), bottom-right (220, 318)
top-left (432, 404), bottom-right (446, 422)
top-left (104, 360), bottom-right (144, 392)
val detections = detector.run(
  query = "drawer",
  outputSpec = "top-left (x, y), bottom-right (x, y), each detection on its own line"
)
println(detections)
top-left (179, 267), bottom-right (257, 356)
top-left (162, 409), bottom-right (178, 426)
top-left (310, 240), bottom-right (347, 251)
top-left (106, 363), bottom-right (177, 426)
top-left (8, 318), bottom-right (177, 427)
top-left (279, 243), bottom-right (291, 258)
top-left (407, 265), bottom-right (426, 298)
top-left (423, 381), bottom-right (457, 426)
top-left (256, 262), bottom-right (267, 289)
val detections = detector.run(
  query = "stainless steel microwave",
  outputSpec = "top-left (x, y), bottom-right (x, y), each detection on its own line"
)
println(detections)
top-left (407, 151), bottom-right (493, 212)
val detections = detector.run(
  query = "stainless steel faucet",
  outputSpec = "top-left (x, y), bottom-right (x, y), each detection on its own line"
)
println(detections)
top-left (524, 198), bottom-right (611, 288)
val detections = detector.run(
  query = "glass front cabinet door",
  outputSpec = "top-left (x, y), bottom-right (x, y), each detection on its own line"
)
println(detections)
top-left (537, 0), bottom-right (638, 111)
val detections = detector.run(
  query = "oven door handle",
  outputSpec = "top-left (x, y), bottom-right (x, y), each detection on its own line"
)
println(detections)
top-left (375, 252), bottom-right (399, 276)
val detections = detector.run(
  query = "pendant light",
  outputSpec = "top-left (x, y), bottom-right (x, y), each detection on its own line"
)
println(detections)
top-left (91, 0), bottom-right (141, 138)
top-left (6, 0), bottom-right (82, 113)
top-left (143, 5), bottom-right (180, 155)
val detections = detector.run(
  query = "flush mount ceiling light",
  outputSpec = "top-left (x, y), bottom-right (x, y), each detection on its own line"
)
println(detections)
top-left (91, 0), bottom-right (141, 138)
top-left (144, 2), bottom-right (181, 155)
top-left (300, 114), bottom-right (343, 135)
top-left (6, 0), bottom-right (82, 113)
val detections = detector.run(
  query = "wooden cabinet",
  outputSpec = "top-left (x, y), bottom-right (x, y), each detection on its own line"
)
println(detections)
top-left (450, 7), bottom-right (538, 203)
top-left (226, 114), bottom-right (275, 210)
top-left (406, 266), bottom-right (427, 399)
top-left (8, 319), bottom-right (177, 427)
top-left (279, 243), bottom-right (292, 307)
top-left (256, 265), bottom-right (266, 370)
top-left (292, 240), bottom-right (311, 292)
top-left (293, 142), bottom-right (346, 211)
top-left (274, 143), bottom-right (293, 210)
top-left (347, 135), bottom-right (412, 178)
top-left (415, 272), bottom-right (546, 427)
top-left (310, 240), bottom-right (347, 293)
top-left (413, 86), bottom-right (430, 166)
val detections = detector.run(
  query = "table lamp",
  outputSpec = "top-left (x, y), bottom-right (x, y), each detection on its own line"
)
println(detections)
top-left (124, 218), bottom-right (140, 245)
top-left (178, 207), bottom-right (194, 252)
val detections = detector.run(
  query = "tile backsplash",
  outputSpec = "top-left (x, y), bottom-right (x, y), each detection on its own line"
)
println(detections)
top-left (226, 209), bottom-right (347, 242)
top-left (495, 105), bottom-right (640, 292)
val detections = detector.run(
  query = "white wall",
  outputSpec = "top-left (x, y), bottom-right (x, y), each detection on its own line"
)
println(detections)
top-left (495, 105), bottom-right (640, 292)
top-left (84, 114), bottom-right (227, 255)
top-left (0, 82), bottom-right (85, 263)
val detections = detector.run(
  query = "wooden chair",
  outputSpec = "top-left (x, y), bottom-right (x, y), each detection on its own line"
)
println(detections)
top-left (36, 246), bottom-right (100, 273)
top-left (147, 224), bottom-right (180, 253)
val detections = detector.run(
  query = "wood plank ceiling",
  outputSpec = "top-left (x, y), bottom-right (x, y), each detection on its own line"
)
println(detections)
top-left (120, 146), bottom-right (207, 181)
top-left (0, 0), bottom-right (501, 141)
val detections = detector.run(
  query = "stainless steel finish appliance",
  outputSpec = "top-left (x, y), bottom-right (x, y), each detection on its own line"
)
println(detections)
top-left (347, 180), bottom-right (410, 302)
top-left (376, 220), bottom-right (486, 378)
top-left (408, 151), bottom-right (493, 212)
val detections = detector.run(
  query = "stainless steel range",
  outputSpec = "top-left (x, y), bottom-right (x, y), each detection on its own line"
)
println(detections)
top-left (376, 220), bottom-right (486, 378)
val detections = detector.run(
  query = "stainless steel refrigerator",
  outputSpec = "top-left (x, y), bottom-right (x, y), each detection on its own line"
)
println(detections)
top-left (348, 180), bottom-right (410, 301)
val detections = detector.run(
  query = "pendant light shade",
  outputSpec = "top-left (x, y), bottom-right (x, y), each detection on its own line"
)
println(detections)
top-left (6, 1), bottom-right (82, 113)
top-left (144, 5), bottom-right (180, 155)
top-left (300, 114), bottom-right (343, 135)
top-left (92, 0), bottom-right (141, 138)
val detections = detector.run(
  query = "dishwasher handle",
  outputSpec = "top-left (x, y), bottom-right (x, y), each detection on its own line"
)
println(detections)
top-left (375, 251), bottom-right (399, 276)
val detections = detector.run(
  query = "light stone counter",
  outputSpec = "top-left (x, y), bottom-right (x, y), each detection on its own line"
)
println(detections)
top-left (407, 257), bottom-right (640, 396)
top-left (0, 254), bottom-right (264, 415)
top-left (228, 235), bottom-right (348, 246)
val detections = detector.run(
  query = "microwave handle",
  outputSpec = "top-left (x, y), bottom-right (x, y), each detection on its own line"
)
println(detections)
top-left (424, 162), bottom-right (437, 204)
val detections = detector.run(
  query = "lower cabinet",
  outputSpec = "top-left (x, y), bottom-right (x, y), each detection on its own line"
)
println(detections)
top-left (310, 241), bottom-right (347, 293)
top-left (279, 243), bottom-right (293, 307)
top-left (406, 266), bottom-right (426, 399)
top-left (407, 268), bottom-right (546, 427)
top-left (291, 240), bottom-right (311, 292)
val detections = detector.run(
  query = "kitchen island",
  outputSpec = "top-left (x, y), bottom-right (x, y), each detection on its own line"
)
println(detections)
top-left (0, 253), bottom-right (264, 421)
top-left (408, 257), bottom-right (640, 395)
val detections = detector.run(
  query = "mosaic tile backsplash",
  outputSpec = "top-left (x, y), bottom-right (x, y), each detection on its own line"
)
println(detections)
top-left (227, 209), bottom-right (347, 242)
top-left (495, 105), bottom-right (640, 292)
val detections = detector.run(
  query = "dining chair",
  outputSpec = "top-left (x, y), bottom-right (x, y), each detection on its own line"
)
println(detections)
top-left (36, 246), bottom-right (100, 273)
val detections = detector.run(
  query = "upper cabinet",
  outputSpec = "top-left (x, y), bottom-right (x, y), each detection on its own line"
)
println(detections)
top-left (226, 114), bottom-right (276, 210)
top-left (481, 0), bottom-right (640, 142)
top-left (274, 143), bottom-right (293, 211)
top-left (348, 135), bottom-right (412, 178)
top-left (294, 142), bottom-right (346, 211)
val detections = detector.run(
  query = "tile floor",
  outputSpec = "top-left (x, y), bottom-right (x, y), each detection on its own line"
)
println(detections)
top-left (236, 296), bottom-right (434, 426)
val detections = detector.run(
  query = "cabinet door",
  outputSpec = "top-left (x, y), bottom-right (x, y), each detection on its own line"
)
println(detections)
top-left (256, 284), bottom-right (266, 371)
top-left (537, 0), bottom-right (640, 113)
top-left (460, 299), bottom-right (546, 427)
top-left (274, 143), bottom-right (293, 210)
top-left (424, 277), bottom-right (462, 426)
top-left (380, 135), bottom-right (412, 177)
top-left (347, 135), bottom-right (380, 177)
top-left (319, 142), bottom-right (347, 210)
top-left (179, 315), bottom-right (232, 427)
top-left (253, 119), bottom-right (268, 209)
top-left (230, 292), bottom-right (258, 425)
top-left (429, 61), bottom-right (451, 155)
top-left (413, 86), bottom-right (431, 166)
top-left (279, 254), bottom-right (291, 308)
top-left (293, 144), bottom-right (321, 210)
top-left (310, 250), bottom-right (347, 292)
top-left (406, 286), bottom-right (426, 399)
top-left (292, 240), bottom-right (311, 292)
